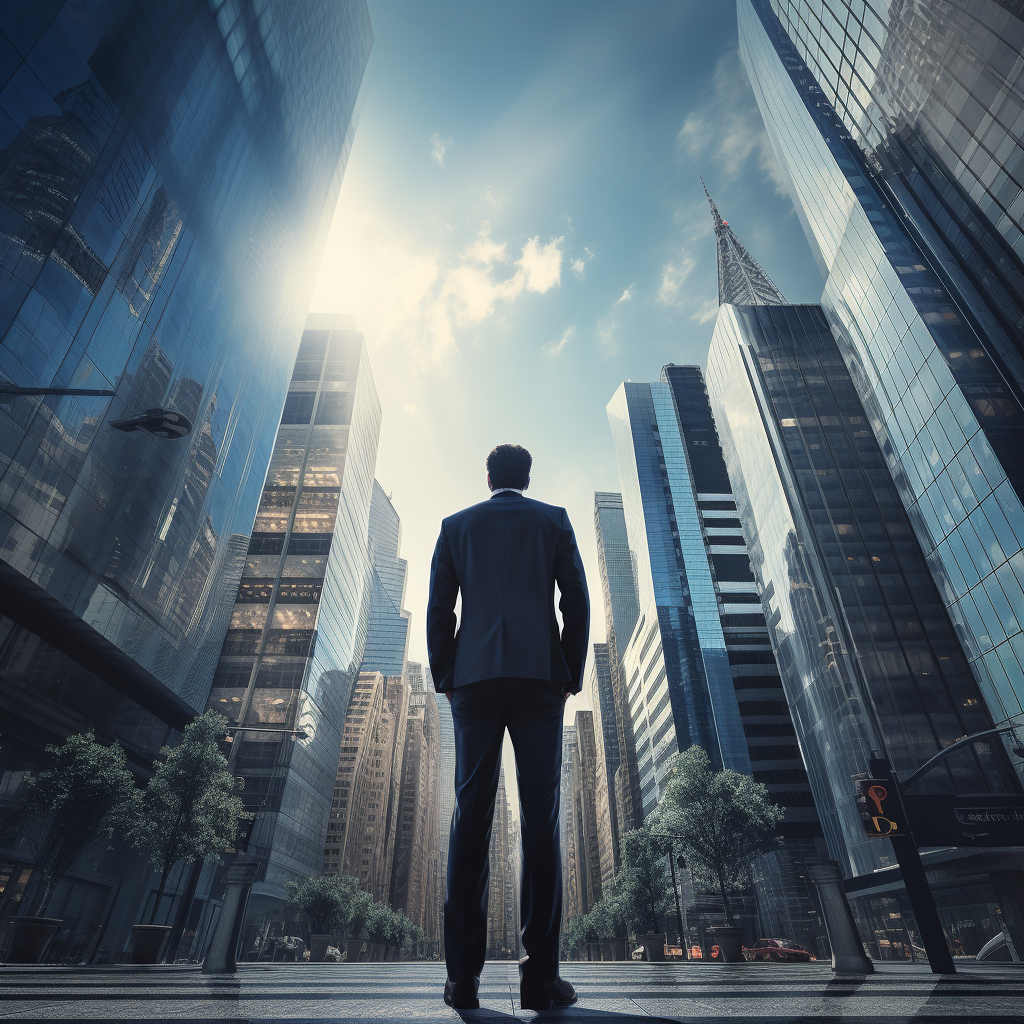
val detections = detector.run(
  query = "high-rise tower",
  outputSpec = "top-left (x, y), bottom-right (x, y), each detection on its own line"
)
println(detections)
top-left (739, 0), bottom-right (1024, 731)
top-left (209, 316), bottom-right (380, 913)
top-left (593, 494), bottom-right (644, 833)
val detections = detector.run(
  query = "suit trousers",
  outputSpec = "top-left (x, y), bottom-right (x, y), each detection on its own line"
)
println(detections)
top-left (444, 680), bottom-right (564, 985)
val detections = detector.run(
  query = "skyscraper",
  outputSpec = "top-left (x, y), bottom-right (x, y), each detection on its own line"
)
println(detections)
top-left (432, 664), bottom-right (455, 933)
top-left (606, 382), bottom-right (751, 818)
top-left (360, 483), bottom-right (411, 677)
top-left (390, 664), bottom-right (441, 947)
top-left (208, 317), bottom-right (380, 914)
top-left (661, 353), bottom-right (827, 952)
top-left (707, 269), bottom-right (1021, 953)
top-left (593, 493), bottom-right (643, 832)
top-left (560, 725), bottom-right (582, 925)
top-left (323, 669), bottom-right (408, 902)
top-left (739, 0), bottom-right (1024, 730)
top-left (486, 769), bottom-right (516, 959)
top-left (571, 710), bottom-right (604, 917)
top-left (585, 645), bottom-right (620, 889)
top-left (0, 0), bottom-right (372, 774)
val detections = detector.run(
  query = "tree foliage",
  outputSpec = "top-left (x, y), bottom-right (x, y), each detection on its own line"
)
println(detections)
top-left (654, 745), bottom-right (783, 925)
top-left (22, 731), bottom-right (139, 914)
top-left (286, 873), bottom-right (362, 934)
top-left (616, 824), bottom-right (674, 934)
top-left (131, 711), bottom-right (246, 923)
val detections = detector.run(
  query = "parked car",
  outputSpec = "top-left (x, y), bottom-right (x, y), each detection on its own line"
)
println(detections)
top-left (747, 938), bottom-right (813, 963)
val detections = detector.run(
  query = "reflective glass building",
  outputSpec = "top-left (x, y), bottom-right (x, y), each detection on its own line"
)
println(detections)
top-left (740, 0), bottom-right (1024, 726)
top-left (708, 301), bottom-right (1022, 953)
top-left (359, 481), bottom-right (410, 677)
top-left (207, 317), bottom-right (381, 910)
top-left (585, 643), bottom-right (620, 887)
top-left (593, 492), bottom-right (643, 832)
top-left (0, 0), bottom-right (372, 746)
top-left (606, 382), bottom-right (750, 819)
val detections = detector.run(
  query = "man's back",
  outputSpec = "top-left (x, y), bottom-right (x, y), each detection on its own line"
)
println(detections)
top-left (427, 490), bottom-right (589, 693)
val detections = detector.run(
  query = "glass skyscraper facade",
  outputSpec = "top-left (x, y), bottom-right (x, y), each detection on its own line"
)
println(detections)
top-left (740, 0), bottom-right (1024, 728)
top-left (593, 492), bottom-right (643, 832)
top-left (0, 0), bottom-right (372, 743)
top-left (208, 317), bottom-right (381, 910)
top-left (708, 300), bottom-right (1021, 951)
top-left (607, 382), bottom-right (751, 818)
top-left (359, 481), bottom-right (411, 677)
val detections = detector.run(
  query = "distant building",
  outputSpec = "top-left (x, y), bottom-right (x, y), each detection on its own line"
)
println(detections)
top-left (593, 493), bottom-right (643, 836)
top-left (571, 711), bottom-right (604, 916)
top-left (560, 725), bottom-right (582, 926)
top-left (606, 380), bottom-right (751, 819)
top-left (486, 769), bottom-right (517, 958)
top-left (360, 483), bottom-right (411, 677)
top-left (390, 663), bottom-right (442, 948)
top-left (209, 318), bottom-right (381, 919)
top-left (323, 670), bottom-right (409, 902)
top-left (430, 664), bottom-right (455, 932)
top-left (585, 645), bottom-right (620, 890)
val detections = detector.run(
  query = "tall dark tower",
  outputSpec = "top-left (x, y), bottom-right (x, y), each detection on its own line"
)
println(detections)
top-left (703, 180), bottom-right (786, 306)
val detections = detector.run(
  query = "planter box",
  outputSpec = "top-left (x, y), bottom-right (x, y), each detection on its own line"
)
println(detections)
top-left (309, 934), bottom-right (331, 963)
top-left (5, 917), bottom-right (63, 964)
top-left (344, 939), bottom-right (364, 963)
top-left (129, 924), bottom-right (172, 965)
top-left (639, 932), bottom-right (667, 962)
top-left (708, 926), bottom-right (745, 963)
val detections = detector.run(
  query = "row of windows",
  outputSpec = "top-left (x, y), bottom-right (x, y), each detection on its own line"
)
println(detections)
top-left (248, 532), bottom-right (333, 556)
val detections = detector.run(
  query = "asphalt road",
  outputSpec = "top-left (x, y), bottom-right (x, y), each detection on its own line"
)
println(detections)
top-left (0, 960), bottom-right (1021, 1022)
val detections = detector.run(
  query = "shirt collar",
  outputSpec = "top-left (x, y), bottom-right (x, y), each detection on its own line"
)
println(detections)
top-left (490, 488), bottom-right (524, 497)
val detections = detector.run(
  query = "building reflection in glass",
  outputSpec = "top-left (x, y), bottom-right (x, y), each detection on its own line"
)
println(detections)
top-left (740, 0), bottom-right (1024, 726)
top-left (708, 302), bottom-right (1017, 879)
top-left (206, 317), bottom-right (381, 911)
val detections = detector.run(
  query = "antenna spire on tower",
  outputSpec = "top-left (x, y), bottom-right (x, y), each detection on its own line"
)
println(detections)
top-left (702, 179), bottom-right (786, 306)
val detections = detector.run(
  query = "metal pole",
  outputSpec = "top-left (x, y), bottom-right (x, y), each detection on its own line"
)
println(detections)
top-left (0, 386), bottom-right (115, 396)
top-left (667, 842), bottom-right (685, 951)
top-left (870, 756), bottom-right (955, 974)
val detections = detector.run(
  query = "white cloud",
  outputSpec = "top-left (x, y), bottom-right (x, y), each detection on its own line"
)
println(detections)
top-left (544, 324), bottom-right (576, 356)
top-left (657, 253), bottom-right (696, 306)
top-left (615, 284), bottom-right (634, 305)
top-left (312, 192), bottom-right (565, 363)
top-left (430, 132), bottom-right (453, 167)
top-left (691, 297), bottom-right (719, 324)
top-left (676, 51), bottom-right (787, 194)
top-left (570, 246), bottom-right (594, 279)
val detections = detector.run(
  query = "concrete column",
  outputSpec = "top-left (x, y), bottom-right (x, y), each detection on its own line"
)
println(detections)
top-left (807, 860), bottom-right (873, 974)
top-left (202, 863), bottom-right (259, 975)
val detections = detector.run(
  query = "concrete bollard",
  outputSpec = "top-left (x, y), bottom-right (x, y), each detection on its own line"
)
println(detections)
top-left (807, 859), bottom-right (874, 973)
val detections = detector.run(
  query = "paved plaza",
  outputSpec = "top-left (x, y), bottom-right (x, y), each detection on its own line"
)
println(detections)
top-left (0, 961), bottom-right (1021, 1023)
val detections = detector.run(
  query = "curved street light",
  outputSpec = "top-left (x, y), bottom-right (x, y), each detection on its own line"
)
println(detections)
top-left (0, 385), bottom-right (193, 440)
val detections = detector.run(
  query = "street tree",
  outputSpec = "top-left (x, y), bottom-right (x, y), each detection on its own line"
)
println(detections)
top-left (132, 711), bottom-right (246, 924)
top-left (617, 824), bottom-right (674, 935)
top-left (654, 745), bottom-right (783, 926)
top-left (22, 731), bottom-right (139, 914)
top-left (286, 873), bottom-right (361, 936)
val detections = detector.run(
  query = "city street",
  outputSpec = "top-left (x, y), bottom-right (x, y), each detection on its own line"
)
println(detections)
top-left (0, 962), bottom-right (1021, 1022)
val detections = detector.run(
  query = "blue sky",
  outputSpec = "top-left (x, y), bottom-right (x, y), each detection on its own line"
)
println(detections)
top-left (310, 0), bottom-right (823, 698)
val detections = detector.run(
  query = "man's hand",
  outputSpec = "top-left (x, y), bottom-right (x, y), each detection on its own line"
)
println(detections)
top-left (446, 691), bottom-right (453, 703)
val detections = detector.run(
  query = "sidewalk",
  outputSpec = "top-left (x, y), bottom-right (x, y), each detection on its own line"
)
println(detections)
top-left (0, 961), bottom-right (1021, 1022)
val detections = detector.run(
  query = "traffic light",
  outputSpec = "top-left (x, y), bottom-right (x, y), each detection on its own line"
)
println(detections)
top-left (856, 779), bottom-right (905, 837)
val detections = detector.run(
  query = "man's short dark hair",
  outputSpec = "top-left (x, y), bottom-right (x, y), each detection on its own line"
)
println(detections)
top-left (487, 444), bottom-right (532, 490)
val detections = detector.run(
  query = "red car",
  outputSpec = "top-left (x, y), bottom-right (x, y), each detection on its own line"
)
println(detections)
top-left (748, 938), bottom-right (813, 962)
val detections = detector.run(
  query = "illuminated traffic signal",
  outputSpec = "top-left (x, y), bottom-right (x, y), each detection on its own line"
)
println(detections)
top-left (856, 779), bottom-right (905, 837)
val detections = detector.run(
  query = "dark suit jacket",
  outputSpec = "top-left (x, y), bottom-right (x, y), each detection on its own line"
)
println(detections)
top-left (426, 490), bottom-right (590, 694)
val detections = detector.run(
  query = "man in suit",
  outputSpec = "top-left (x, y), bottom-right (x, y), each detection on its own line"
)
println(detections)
top-left (427, 443), bottom-right (589, 1011)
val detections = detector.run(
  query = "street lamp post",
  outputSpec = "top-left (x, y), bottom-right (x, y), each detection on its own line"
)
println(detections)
top-left (0, 384), bottom-right (193, 439)
top-left (653, 832), bottom-right (688, 956)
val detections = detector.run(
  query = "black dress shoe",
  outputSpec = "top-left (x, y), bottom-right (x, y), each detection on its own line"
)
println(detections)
top-left (444, 977), bottom-right (480, 1010)
top-left (520, 976), bottom-right (578, 1011)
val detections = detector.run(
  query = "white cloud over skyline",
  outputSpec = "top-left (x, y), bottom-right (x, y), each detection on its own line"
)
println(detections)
top-left (430, 132), bottom-right (452, 167)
